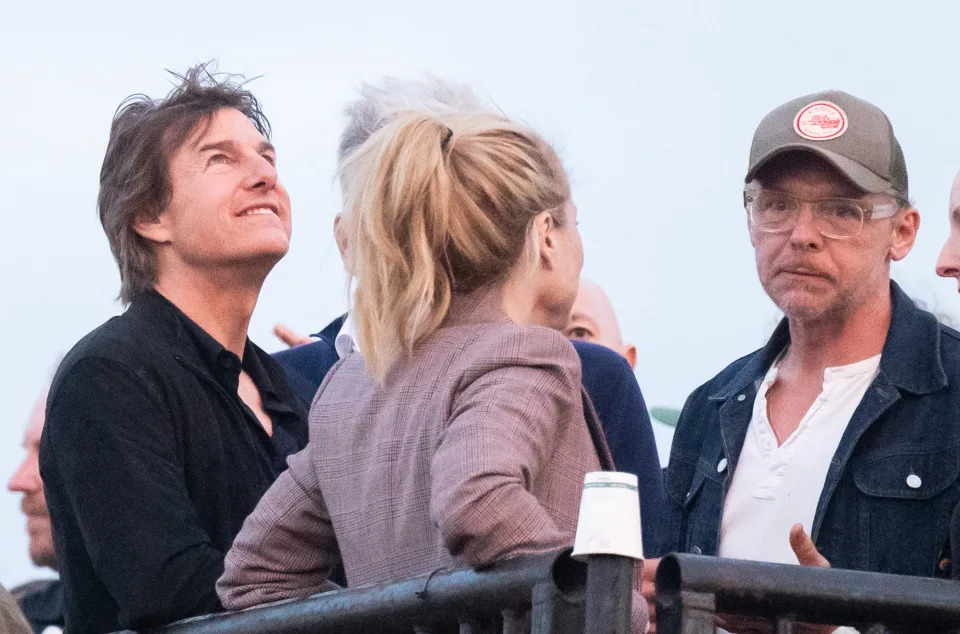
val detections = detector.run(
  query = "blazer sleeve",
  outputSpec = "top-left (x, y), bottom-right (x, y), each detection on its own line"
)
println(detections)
top-left (217, 440), bottom-right (341, 610)
top-left (40, 357), bottom-right (225, 629)
top-left (430, 326), bottom-right (583, 567)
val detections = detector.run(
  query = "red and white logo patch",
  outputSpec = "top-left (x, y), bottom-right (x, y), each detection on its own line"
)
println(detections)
top-left (793, 101), bottom-right (848, 141)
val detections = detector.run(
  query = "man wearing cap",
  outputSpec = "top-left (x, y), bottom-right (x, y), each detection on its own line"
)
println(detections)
top-left (646, 90), bottom-right (960, 624)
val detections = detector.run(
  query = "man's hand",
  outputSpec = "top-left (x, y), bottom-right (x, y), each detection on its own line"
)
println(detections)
top-left (641, 557), bottom-right (660, 633)
top-left (273, 323), bottom-right (313, 348)
top-left (789, 523), bottom-right (830, 568)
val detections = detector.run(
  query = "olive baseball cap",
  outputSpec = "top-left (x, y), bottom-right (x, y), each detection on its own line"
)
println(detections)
top-left (745, 90), bottom-right (908, 200)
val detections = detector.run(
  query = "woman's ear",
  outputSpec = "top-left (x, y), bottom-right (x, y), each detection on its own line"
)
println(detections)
top-left (535, 211), bottom-right (557, 271)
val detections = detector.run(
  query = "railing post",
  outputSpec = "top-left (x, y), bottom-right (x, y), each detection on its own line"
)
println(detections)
top-left (583, 554), bottom-right (633, 634)
top-left (656, 589), bottom-right (715, 634)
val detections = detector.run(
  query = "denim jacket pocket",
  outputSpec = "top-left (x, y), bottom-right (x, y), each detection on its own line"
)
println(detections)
top-left (854, 446), bottom-right (960, 500)
top-left (851, 446), bottom-right (960, 575)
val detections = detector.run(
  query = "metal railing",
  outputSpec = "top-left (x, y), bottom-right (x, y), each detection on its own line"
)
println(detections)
top-left (655, 553), bottom-right (960, 633)
top-left (136, 549), bottom-right (633, 634)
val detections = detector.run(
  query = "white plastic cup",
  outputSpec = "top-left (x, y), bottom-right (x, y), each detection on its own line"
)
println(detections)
top-left (571, 471), bottom-right (644, 561)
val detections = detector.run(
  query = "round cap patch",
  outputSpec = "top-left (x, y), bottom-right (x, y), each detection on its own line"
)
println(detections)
top-left (793, 101), bottom-right (848, 141)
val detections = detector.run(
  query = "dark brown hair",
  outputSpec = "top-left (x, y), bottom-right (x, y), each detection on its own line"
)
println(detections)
top-left (98, 62), bottom-right (271, 303)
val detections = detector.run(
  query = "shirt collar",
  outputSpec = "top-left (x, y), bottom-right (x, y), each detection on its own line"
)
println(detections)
top-left (335, 313), bottom-right (359, 358)
top-left (710, 281), bottom-right (947, 401)
top-left (139, 290), bottom-right (286, 403)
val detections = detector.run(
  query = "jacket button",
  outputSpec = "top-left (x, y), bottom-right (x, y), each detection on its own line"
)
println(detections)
top-left (736, 394), bottom-right (746, 402)
top-left (906, 474), bottom-right (922, 489)
top-left (717, 458), bottom-right (728, 473)
top-left (691, 546), bottom-right (702, 555)
top-left (939, 557), bottom-right (951, 572)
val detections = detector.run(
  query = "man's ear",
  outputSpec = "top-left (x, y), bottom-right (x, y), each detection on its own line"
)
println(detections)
top-left (133, 213), bottom-right (171, 244)
top-left (889, 207), bottom-right (920, 262)
top-left (623, 344), bottom-right (637, 370)
top-left (535, 211), bottom-right (556, 271)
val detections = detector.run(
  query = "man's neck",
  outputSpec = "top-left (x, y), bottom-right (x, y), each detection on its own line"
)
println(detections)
top-left (153, 268), bottom-right (263, 358)
top-left (783, 290), bottom-right (891, 375)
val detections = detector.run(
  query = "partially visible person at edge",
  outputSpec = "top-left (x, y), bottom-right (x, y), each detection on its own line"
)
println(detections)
top-left (564, 278), bottom-right (638, 368)
top-left (39, 64), bottom-right (307, 633)
top-left (218, 103), bottom-right (648, 631)
top-left (0, 586), bottom-right (32, 634)
top-left (270, 78), bottom-right (666, 556)
top-left (935, 167), bottom-right (960, 584)
top-left (644, 91), bottom-right (960, 631)
top-left (9, 389), bottom-right (65, 633)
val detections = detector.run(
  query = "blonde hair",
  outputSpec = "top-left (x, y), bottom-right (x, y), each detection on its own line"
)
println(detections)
top-left (340, 111), bottom-right (570, 381)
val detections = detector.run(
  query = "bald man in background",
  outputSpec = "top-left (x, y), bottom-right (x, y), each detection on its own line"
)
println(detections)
top-left (564, 279), bottom-right (638, 368)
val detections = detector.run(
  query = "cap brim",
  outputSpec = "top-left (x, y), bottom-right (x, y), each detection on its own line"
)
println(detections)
top-left (745, 144), bottom-right (897, 197)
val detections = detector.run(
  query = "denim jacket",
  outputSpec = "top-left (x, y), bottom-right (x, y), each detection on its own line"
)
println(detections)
top-left (663, 282), bottom-right (960, 577)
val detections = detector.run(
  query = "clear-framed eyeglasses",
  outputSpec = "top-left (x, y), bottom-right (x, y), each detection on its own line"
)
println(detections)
top-left (743, 188), bottom-right (904, 240)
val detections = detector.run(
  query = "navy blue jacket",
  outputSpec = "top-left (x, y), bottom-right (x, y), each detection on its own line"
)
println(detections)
top-left (273, 316), bottom-right (667, 556)
top-left (663, 282), bottom-right (960, 577)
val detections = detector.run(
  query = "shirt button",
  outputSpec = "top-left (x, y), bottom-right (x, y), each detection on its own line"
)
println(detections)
top-left (717, 458), bottom-right (728, 473)
top-left (736, 394), bottom-right (746, 402)
top-left (906, 474), bottom-right (922, 489)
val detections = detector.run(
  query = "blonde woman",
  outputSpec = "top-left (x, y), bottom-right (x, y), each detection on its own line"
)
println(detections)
top-left (218, 109), bottom-right (646, 630)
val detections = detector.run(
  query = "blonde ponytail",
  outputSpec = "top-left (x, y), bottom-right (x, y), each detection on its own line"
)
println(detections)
top-left (340, 111), bottom-right (569, 381)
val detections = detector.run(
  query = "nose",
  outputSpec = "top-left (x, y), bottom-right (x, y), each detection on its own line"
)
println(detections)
top-left (788, 205), bottom-right (823, 250)
top-left (8, 456), bottom-right (39, 494)
top-left (244, 153), bottom-right (279, 191)
top-left (936, 235), bottom-right (960, 279)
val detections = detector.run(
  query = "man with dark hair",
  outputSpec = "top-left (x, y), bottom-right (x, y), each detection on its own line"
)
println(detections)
top-left (39, 64), bottom-right (307, 633)
top-left (644, 91), bottom-right (960, 629)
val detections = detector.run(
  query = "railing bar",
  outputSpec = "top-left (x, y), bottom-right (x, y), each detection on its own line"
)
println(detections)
top-left (656, 554), bottom-right (960, 629)
top-left (775, 616), bottom-right (795, 634)
top-left (501, 609), bottom-right (527, 634)
top-left (458, 616), bottom-right (481, 634)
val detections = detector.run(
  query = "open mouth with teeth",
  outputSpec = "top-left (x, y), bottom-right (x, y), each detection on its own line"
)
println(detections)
top-left (238, 207), bottom-right (277, 217)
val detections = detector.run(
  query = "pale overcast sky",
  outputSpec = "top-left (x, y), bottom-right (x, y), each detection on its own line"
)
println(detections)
top-left (4, 0), bottom-right (960, 588)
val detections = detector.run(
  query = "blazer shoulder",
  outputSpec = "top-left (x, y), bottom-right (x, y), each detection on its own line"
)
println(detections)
top-left (460, 320), bottom-right (579, 366)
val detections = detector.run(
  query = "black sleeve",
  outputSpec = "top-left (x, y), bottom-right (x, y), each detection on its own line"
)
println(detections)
top-left (41, 357), bottom-right (224, 628)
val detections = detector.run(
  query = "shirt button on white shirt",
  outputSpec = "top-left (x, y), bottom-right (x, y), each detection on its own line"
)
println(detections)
top-left (907, 474), bottom-right (922, 489)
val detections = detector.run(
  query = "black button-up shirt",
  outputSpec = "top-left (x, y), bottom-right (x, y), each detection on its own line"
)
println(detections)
top-left (40, 291), bottom-right (307, 633)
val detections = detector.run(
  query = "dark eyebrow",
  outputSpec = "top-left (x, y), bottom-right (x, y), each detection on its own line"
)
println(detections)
top-left (196, 140), bottom-right (276, 155)
top-left (197, 140), bottom-right (236, 154)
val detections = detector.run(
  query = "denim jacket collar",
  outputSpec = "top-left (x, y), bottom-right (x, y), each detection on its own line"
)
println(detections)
top-left (708, 281), bottom-right (947, 403)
